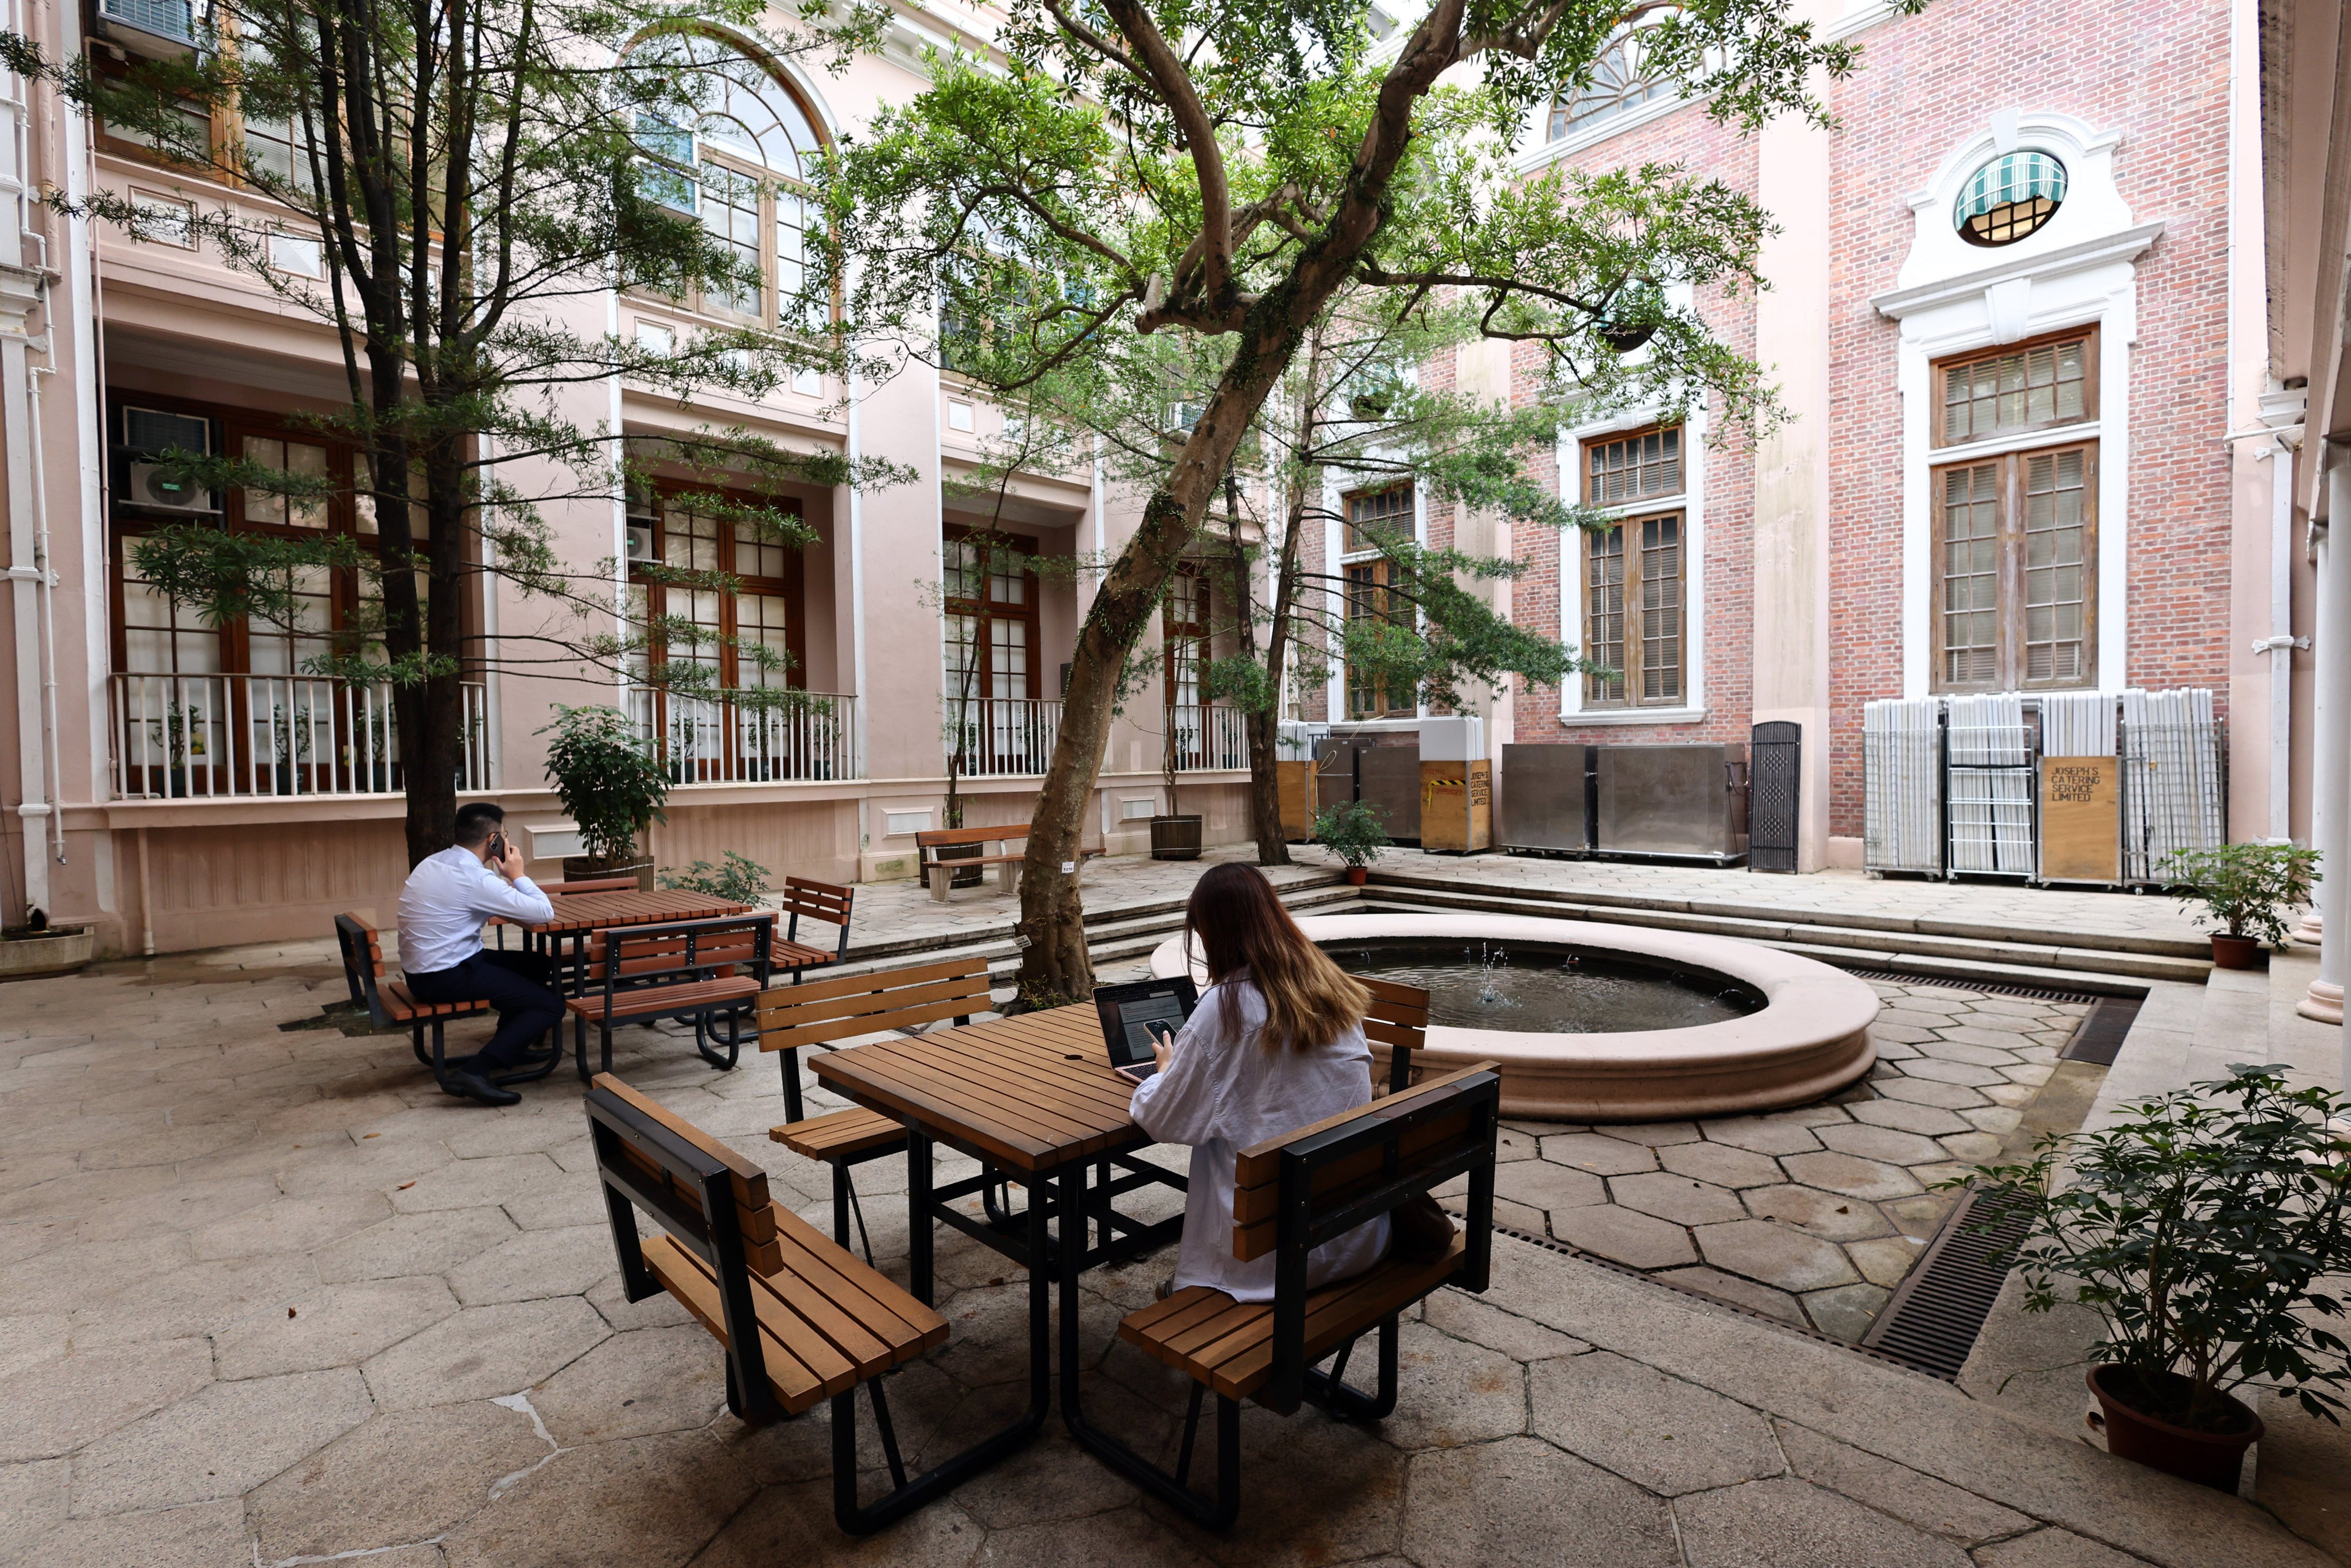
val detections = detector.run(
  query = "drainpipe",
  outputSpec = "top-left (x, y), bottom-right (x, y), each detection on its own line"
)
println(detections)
top-left (0, 11), bottom-right (49, 921)
top-left (2299, 451), bottom-right (2348, 1033)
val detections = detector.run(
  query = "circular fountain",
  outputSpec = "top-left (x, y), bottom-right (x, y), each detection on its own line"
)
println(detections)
top-left (1147, 912), bottom-right (1880, 1122)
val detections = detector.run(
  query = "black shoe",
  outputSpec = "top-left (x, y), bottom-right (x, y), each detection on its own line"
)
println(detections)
top-left (445, 1068), bottom-right (521, 1107)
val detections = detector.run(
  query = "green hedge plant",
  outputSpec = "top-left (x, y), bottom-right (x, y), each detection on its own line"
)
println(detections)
top-left (1313, 799), bottom-right (1390, 870)
top-left (659, 852), bottom-right (773, 906)
top-left (2164, 842), bottom-right (2321, 948)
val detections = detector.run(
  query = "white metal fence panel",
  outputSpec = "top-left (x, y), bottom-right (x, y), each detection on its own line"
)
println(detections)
top-left (1945, 692), bottom-right (2034, 876)
top-left (2120, 687), bottom-right (2224, 884)
top-left (1864, 697), bottom-right (1943, 874)
top-left (2038, 690), bottom-right (2116, 758)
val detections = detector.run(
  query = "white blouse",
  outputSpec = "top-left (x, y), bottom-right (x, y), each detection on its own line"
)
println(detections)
top-left (1128, 973), bottom-right (1390, 1302)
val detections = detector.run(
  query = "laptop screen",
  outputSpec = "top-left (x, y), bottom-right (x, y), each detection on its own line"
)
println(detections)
top-left (1093, 979), bottom-right (1198, 1069)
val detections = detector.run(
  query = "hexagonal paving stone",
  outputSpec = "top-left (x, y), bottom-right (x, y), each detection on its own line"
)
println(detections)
top-left (1779, 1151), bottom-right (1924, 1201)
top-left (1741, 1185), bottom-right (1895, 1241)
top-left (1541, 1133), bottom-right (1659, 1177)
top-left (1846, 1235), bottom-right (1931, 1288)
top-left (1802, 1282), bottom-right (1894, 1342)
top-left (1550, 1204), bottom-right (1697, 1270)
top-left (1403, 1435), bottom-right (1679, 1568)
top-left (1595, 1121), bottom-right (1705, 1147)
top-left (1873, 1076), bottom-right (1991, 1110)
top-left (1898, 1058), bottom-right (2013, 1088)
top-left (1494, 1160), bottom-right (1607, 1216)
top-left (248, 1401), bottom-right (550, 1561)
top-left (1677, 1477), bottom-right (1972, 1568)
top-left (70, 1368), bottom-right (377, 1515)
top-left (1659, 1140), bottom-right (1785, 1190)
top-left (1694, 1219), bottom-right (1861, 1293)
top-left (1814, 1123), bottom-right (1953, 1167)
top-left (1609, 1173), bottom-right (1748, 1227)
top-left (1655, 1265), bottom-right (1805, 1325)
top-left (1846, 1098), bottom-right (1974, 1138)
top-left (1685, 1116), bottom-right (1825, 1157)
top-left (1882, 1192), bottom-right (1962, 1240)
top-left (1938, 1131), bottom-right (2006, 1164)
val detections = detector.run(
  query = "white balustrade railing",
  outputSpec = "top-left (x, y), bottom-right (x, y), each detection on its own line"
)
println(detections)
top-left (943, 696), bottom-right (1062, 778)
top-left (1168, 702), bottom-right (1249, 772)
top-left (110, 673), bottom-right (487, 799)
top-left (627, 689), bottom-right (862, 783)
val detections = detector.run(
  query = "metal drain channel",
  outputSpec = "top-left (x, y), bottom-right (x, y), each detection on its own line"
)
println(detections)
top-left (2058, 994), bottom-right (2143, 1064)
top-left (1836, 966), bottom-right (2115, 1004)
top-left (1859, 1185), bottom-right (2032, 1379)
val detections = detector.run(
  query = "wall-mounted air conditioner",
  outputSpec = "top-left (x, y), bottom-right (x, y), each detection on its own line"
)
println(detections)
top-left (123, 461), bottom-right (214, 513)
top-left (117, 405), bottom-right (215, 514)
top-left (625, 523), bottom-right (655, 562)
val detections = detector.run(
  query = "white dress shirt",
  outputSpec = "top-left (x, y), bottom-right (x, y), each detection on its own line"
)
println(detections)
top-left (1129, 972), bottom-right (1389, 1302)
top-left (396, 845), bottom-right (554, 975)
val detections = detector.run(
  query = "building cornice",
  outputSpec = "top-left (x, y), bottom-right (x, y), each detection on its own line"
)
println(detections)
top-left (1871, 220), bottom-right (2166, 321)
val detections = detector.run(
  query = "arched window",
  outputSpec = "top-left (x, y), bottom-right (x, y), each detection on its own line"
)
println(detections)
top-left (1546, 26), bottom-right (1670, 142)
top-left (631, 35), bottom-right (828, 331)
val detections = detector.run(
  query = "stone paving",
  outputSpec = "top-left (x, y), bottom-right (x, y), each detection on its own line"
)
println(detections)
top-left (0, 855), bottom-right (2337, 1567)
top-left (1428, 976), bottom-right (2088, 1340)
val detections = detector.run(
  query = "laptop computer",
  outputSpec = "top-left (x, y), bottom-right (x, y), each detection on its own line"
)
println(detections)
top-left (1092, 977), bottom-right (1198, 1085)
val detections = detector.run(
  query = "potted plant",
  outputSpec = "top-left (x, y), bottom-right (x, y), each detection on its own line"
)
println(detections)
top-left (0, 909), bottom-right (94, 980)
top-left (1151, 704), bottom-right (1202, 861)
top-left (541, 704), bottom-right (670, 890)
top-left (658, 851), bottom-right (773, 906)
top-left (1314, 799), bottom-right (1389, 886)
top-left (2163, 843), bottom-right (2320, 969)
top-left (1959, 1064), bottom-right (2351, 1491)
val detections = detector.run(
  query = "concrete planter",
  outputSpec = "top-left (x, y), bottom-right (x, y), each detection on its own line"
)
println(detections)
top-left (561, 855), bottom-right (654, 892)
top-left (0, 925), bottom-right (95, 980)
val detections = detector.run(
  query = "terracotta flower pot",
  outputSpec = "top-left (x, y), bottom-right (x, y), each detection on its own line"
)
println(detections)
top-left (1345, 866), bottom-right (1369, 887)
top-left (2209, 933), bottom-right (2263, 970)
top-left (2087, 1365), bottom-right (2262, 1492)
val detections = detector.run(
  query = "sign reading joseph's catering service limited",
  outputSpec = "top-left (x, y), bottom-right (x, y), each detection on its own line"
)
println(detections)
top-left (2038, 755), bottom-right (2120, 884)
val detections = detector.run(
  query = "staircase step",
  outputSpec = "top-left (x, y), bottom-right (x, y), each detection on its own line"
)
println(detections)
top-left (1364, 866), bottom-right (2210, 961)
top-left (1355, 883), bottom-right (2206, 985)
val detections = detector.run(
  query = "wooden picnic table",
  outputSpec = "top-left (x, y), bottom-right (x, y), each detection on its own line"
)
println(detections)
top-left (812, 1003), bottom-right (1191, 1473)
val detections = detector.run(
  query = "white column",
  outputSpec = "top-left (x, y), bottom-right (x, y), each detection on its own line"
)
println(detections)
top-left (2301, 453), bottom-right (2349, 1027)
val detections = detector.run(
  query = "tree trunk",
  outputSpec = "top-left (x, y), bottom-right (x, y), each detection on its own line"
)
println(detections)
top-left (1246, 707), bottom-right (1287, 863)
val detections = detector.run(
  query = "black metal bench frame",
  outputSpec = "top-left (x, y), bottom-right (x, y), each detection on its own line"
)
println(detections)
top-left (569, 915), bottom-right (774, 1082)
top-left (334, 914), bottom-right (562, 1095)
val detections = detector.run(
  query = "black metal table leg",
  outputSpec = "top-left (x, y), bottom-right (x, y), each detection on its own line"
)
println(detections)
top-left (907, 1130), bottom-right (934, 1306)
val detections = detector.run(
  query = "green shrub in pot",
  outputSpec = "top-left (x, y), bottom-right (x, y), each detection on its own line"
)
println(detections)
top-left (659, 851), bottom-right (773, 906)
top-left (1957, 1065), bottom-right (2351, 1484)
top-left (1313, 799), bottom-right (1390, 870)
top-left (2163, 841), bottom-right (2320, 949)
top-left (540, 704), bottom-right (669, 863)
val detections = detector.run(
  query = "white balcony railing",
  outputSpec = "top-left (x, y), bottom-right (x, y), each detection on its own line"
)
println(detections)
top-left (1168, 703), bottom-right (1249, 772)
top-left (627, 689), bottom-right (862, 783)
top-left (110, 672), bottom-right (488, 799)
top-left (944, 696), bottom-right (1062, 778)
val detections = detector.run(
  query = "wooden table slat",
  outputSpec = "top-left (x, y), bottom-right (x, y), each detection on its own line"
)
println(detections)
top-left (837, 1049), bottom-right (1103, 1150)
top-left (854, 1033), bottom-right (1134, 1124)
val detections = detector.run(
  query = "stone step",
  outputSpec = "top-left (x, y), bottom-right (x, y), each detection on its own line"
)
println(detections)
top-left (1365, 865), bottom-right (2211, 960)
top-left (1357, 882), bottom-right (2208, 985)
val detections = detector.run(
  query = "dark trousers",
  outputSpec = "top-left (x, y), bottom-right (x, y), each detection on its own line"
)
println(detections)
top-left (408, 950), bottom-right (564, 1072)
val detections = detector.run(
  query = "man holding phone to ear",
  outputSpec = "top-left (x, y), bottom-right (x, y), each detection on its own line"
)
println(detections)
top-left (397, 802), bottom-right (562, 1107)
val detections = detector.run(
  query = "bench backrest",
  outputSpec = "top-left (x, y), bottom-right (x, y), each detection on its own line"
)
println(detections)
top-left (333, 913), bottom-right (395, 1028)
top-left (781, 876), bottom-right (854, 956)
top-left (1359, 977), bottom-right (1429, 1096)
top-left (587, 915), bottom-right (774, 997)
top-left (584, 1073), bottom-right (786, 1421)
top-left (915, 824), bottom-right (1025, 854)
top-left (1232, 1061), bottom-right (1500, 1412)
top-left (755, 954), bottom-right (994, 1054)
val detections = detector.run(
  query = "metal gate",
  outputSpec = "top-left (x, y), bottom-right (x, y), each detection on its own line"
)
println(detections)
top-left (1748, 721), bottom-right (1801, 874)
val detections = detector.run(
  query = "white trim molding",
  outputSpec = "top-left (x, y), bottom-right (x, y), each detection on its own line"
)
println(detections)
top-left (1872, 111), bottom-right (2157, 701)
top-left (1555, 404), bottom-right (1709, 725)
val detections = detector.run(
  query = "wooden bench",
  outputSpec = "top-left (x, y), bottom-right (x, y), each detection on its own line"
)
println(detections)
top-left (584, 1074), bottom-right (1034, 1533)
top-left (1360, 976), bottom-right (1430, 1096)
top-left (1097, 1062), bottom-right (1501, 1527)
top-left (334, 913), bottom-right (560, 1093)
top-left (760, 956), bottom-right (998, 1258)
top-left (913, 825), bottom-right (1101, 903)
top-left (771, 876), bottom-right (855, 982)
top-left (565, 915), bottom-right (773, 1081)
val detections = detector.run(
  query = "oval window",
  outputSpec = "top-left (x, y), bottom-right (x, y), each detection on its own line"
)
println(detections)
top-left (1953, 150), bottom-right (2067, 247)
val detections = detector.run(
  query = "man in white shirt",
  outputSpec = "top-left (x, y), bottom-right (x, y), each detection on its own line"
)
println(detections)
top-left (398, 803), bottom-right (562, 1106)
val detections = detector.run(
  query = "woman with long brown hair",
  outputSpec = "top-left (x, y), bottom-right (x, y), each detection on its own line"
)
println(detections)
top-left (1128, 861), bottom-right (1388, 1299)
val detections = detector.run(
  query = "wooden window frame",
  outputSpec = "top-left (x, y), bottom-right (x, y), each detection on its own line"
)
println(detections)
top-left (107, 392), bottom-right (389, 680)
top-left (629, 485), bottom-right (810, 694)
top-left (1343, 482), bottom-right (1413, 557)
top-left (1930, 325), bottom-right (2100, 451)
top-left (1927, 441), bottom-right (2098, 694)
top-left (1578, 422), bottom-right (1687, 710)
top-left (1162, 560), bottom-right (1211, 705)
top-left (940, 523), bottom-right (1040, 704)
top-left (1343, 557), bottom-right (1415, 720)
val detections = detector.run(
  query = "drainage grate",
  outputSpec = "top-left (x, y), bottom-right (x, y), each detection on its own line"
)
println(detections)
top-left (2059, 995), bottom-right (2143, 1064)
top-left (1859, 1184), bottom-right (2032, 1379)
top-left (1836, 966), bottom-right (2114, 1005)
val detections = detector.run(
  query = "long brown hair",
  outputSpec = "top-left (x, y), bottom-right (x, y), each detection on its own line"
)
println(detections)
top-left (1182, 863), bottom-right (1369, 1051)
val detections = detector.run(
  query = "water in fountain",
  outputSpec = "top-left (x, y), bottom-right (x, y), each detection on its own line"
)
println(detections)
top-left (1332, 940), bottom-right (1761, 1034)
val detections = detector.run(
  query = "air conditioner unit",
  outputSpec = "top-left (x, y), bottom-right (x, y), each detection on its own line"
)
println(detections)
top-left (124, 460), bottom-right (214, 514)
top-left (625, 523), bottom-right (655, 562)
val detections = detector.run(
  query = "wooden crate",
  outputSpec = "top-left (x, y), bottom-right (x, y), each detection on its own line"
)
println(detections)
top-left (1418, 759), bottom-right (1491, 852)
top-left (2038, 756), bottom-right (2120, 884)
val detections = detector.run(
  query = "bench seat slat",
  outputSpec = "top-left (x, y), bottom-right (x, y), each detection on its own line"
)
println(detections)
top-left (763, 1202), bottom-right (949, 1360)
top-left (641, 1233), bottom-right (844, 1411)
top-left (771, 1106), bottom-right (907, 1161)
top-left (566, 976), bottom-right (761, 1023)
top-left (1118, 1234), bottom-right (1468, 1401)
